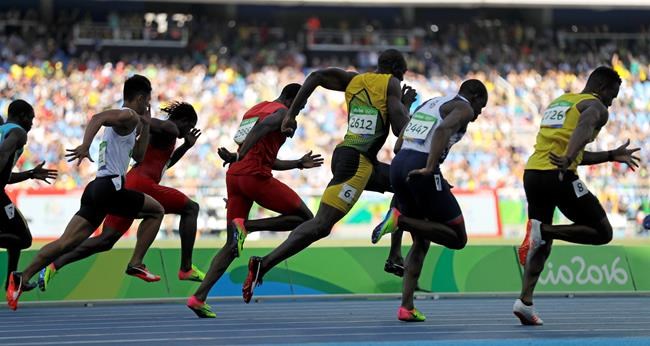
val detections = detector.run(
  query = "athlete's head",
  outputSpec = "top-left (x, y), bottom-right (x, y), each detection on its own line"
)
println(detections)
top-left (458, 79), bottom-right (488, 121)
top-left (378, 49), bottom-right (407, 81)
top-left (7, 99), bottom-right (35, 132)
top-left (123, 74), bottom-right (152, 115)
top-left (585, 66), bottom-right (621, 107)
top-left (277, 83), bottom-right (302, 108)
top-left (162, 101), bottom-right (198, 138)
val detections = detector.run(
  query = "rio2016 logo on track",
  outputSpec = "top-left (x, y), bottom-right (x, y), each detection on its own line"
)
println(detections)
top-left (539, 256), bottom-right (629, 286)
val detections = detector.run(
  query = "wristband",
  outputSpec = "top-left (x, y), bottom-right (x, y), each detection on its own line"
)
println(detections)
top-left (607, 150), bottom-right (614, 162)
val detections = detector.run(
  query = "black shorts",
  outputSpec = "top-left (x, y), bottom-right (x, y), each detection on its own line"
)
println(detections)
top-left (390, 149), bottom-right (462, 223)
top-left (329, 146), bottom-right (392, 193)
top-left (0, 189), bottom-right (31, 249)
top-left (76, 175), bottom-right (145, 228)
top-left (523, 170), bottom-right (606, 226)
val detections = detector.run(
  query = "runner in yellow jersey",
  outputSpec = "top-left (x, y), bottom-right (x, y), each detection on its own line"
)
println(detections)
top-left (241, 49), bottom-right (417, 302)
top-left (514, 66), bottom-right (641, 325)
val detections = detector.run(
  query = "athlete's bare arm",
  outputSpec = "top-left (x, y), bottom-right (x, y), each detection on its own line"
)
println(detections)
top-left (0, 128), bottom-right (26, 176)
top-left (167, 128), bottom-right (201, 169)
top-left (65, 108), bottom-right (140, 165)
top-left (575, 139), bottom-right (640, 169)
top-left (282, 68), bottom-right (358, 137)
top-left (132, 107), bottom-right (152, 163)
top-left (8, 161), bottom-right (57, 184)
top-left (408, 101), bottom-right (474, 177)
top-left (386, 78), bottom-right (415, 136)
top-left (548, 99), bottom-right (607, 178)
top-left (216, 109), bottom-right (285, 165)
top-left (273, 151), bottom-right (324, 171)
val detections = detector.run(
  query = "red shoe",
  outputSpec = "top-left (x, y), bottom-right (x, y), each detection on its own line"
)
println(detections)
top-left (518, 220), bottom-right (532, 265)
top-left (125, 264), bottom-right (161, 282)
top-left (242, 256), bottom-right (263, 303)
top-left (518, 219), bottom-right (544, 265)
top-left (6, 272), bottom-right (24, 311)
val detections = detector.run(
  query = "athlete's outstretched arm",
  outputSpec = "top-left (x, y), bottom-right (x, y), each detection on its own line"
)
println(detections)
top-left (239, 109), bottom-right (285, 158)
top-left (577, 139), bottom-right (640, 169)
top-left (282, 68), bottom-right (358, 137)
top-left (273, 151), bottom-right (324, 171)
top-left (549, 99), bottom-right (607, 178)
top-left (386, 78), bottom-right (414, 136)
top-left (167, 128), bottom-right (201, 169)
top-left (408, 103), bottom-right (473, 177)
top-left (0, 129), bottom-right (26, 176)
top-left (8, 161), bottom-right (57, 184)
top-left (65, 108), bottom-right (139, 165)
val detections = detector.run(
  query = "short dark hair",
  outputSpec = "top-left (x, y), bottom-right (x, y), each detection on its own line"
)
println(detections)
top-left (123, 74), bottom-right (152, 101)
top-left (7, 99), bottom-right (33, 119)
top-left (162, 101), bottom-right (197, 124)
top-left (279, 83), bottom-right (302, 100)
top-left (586, 66), bottom-right (622, 89)
top-left (378, 49), bottom-right (406, 71)
top-left (459, 79), bottom-right (488, 100)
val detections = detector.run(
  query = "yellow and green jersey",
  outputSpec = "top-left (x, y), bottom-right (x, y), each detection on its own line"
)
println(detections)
top-left (337, 72), bottom-right (391, 160)
top-left (526, 93), bottom-right (601, 171)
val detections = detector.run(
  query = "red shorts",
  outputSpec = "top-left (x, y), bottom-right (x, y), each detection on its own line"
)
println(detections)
top-left (226, 174), bottom-right (303, 222)
top-left (104, 170), bottom-right (190, 234)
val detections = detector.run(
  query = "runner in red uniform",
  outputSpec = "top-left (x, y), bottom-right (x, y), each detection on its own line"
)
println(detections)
top-left (187, 83), bottom-right (323, 318)
top-left (38, 101), bottom-right (205, 290)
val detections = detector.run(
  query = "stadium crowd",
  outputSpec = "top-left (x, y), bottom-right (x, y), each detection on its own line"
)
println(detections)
top-left (0, 9), bottom-right (648, 235)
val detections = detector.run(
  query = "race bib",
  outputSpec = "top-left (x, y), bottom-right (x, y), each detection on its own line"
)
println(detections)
top-left (338, 183), bottom-right (358, 204)
top-left (348, 105), bottom-right (378, 135)
top-left (572, 179), bottom-right (589, 198)
top-left (111, 176), bottom-right (123, 191)
top-left (97, 141), bottom-right (107, 169)
top-left (541, 102), bottom-right (571, 128)
top-left (404, 112), bottom-right (438, 140)
top-left (234, 117), bottom-right (259, 144)
top-left (4, 203), bottom-right (14, 220)
top-left (434, 174), bottom-right (442, 191)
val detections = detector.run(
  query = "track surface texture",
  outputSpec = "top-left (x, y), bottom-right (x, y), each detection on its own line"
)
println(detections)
top-left (1, 297), bottom-right (649, 345)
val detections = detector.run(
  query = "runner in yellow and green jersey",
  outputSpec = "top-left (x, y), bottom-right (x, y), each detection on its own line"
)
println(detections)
top-left (242, 49), bottom-right (417, 302)
top-left (513, 66), bottom-right (641, 325)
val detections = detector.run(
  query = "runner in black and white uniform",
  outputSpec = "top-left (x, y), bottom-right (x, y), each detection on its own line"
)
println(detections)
top-left (371, 80), bottom-right (488, 322)
top-left (6, 75), bottom-right (165, 311)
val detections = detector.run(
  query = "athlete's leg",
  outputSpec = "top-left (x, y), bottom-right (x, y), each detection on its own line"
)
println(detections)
top-left (398, 215), bottom-right (467, 249)
top-left (366, 162), bottom-right (405, 269)
top-left (177, 200), bottom-right (199, 271)
top-left (259, 203), bottom-right (344, 276)
top-left (192, 178), bottom-right (253, 302)
top-left (519, 170), bottom-right (556, 306)
top-left (0, 195), bottom-right (32, 289)
top-left (242, 176), bottom-right (313, 233)
top-left (193, 226), bottom-right (236, 302)
top-left (52, 223), bottom-right (127, 270)
top-left (127, 194), bottom-right (164, 267)
top-left (401, 234), bottom-right (430, 310)
top-left (21, 215), bottom-right (97, 282)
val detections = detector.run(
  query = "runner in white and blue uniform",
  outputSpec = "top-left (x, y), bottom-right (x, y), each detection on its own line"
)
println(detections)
top-left (7, 75), bottom-right (165, 311)
top-left (371, 79), bottom-right (488, 322)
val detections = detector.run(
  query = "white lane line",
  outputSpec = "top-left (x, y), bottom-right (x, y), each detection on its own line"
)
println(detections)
top-left (1, 311), bottom-right (650, 330)
top-left (2, 319), bottom-right (650, 336)
top-left (2, 328), bottom-right (650, 346)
